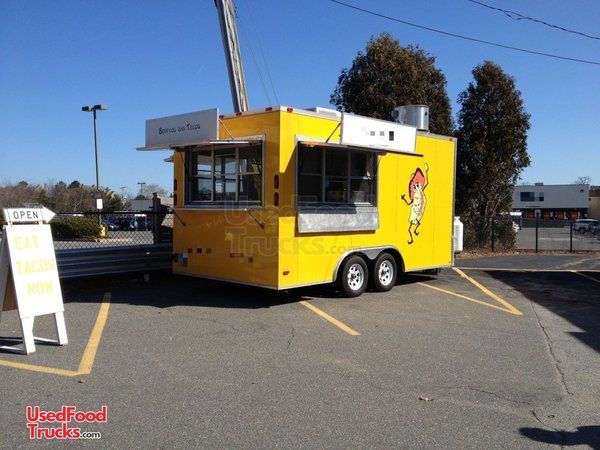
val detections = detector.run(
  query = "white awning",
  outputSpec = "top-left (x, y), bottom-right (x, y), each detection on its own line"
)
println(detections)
top-left (137, 139), bottom-right (262, 152)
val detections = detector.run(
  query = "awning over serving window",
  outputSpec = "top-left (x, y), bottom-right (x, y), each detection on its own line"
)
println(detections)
top-left (299, 140), bottom-right (421, 157)
top-left (136, 139), bottom-right (262, 152)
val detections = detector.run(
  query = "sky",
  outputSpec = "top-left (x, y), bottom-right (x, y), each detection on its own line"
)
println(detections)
top-left (1, 0), bottom-right (599, 197)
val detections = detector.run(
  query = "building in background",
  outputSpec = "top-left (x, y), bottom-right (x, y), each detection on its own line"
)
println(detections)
top-left (588, 186), bottom-right (600, 219)
top-left (512, 183), bottom-right (589, 220)
top-left (130, 196), bottom-right (173, 211)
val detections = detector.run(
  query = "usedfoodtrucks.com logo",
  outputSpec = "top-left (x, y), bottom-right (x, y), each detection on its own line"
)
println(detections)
top-left (26, 406), bottom-right (106, 440)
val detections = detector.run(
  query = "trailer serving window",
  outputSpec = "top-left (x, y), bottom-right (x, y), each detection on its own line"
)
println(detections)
top-left (186, 142), bottom-right (262, 205)
top-left (297, 142), bottom-right (377, 206)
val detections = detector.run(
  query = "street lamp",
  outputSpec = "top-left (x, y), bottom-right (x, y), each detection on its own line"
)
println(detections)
top-left (137, 182), bottom-right (146, 199)
top-left (82, 104), bottom-right (108, 192)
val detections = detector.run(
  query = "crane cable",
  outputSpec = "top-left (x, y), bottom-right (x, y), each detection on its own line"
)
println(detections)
top-left (234, 3), bottom-right (278, 105)
top-left (241, 0), bottom-right (279, 104)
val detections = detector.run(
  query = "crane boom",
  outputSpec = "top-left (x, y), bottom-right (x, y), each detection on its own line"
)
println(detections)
top-left (214, 0), bottom-right (249, 113)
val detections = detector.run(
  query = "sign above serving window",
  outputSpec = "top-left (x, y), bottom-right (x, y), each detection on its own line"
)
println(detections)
top-left (340, 113), bottom-right (416, 153)
top-left (142, 108), bottom-right (219, 150)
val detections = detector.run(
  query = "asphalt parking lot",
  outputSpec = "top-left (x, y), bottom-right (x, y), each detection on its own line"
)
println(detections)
top-left (0, 253), bottom-right (598, 448)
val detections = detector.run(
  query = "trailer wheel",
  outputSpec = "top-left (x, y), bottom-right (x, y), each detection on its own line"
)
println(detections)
top-left (370, 253), bottom-right (397, 292)
top-left (338, 256), bottom-right (368, 297)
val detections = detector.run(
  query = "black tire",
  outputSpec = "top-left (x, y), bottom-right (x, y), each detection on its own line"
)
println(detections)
top-left (370, 253), bottom-right (398, 292)
top-left (337, 256), bottom-right (369, 297)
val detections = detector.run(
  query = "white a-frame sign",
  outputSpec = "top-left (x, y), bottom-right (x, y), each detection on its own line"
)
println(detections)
top-left (0, 207), bottom-right (68, 354)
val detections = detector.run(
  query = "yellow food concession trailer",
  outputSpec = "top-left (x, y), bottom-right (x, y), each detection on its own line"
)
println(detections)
top-left (138, 105), bottom-right (456, 297)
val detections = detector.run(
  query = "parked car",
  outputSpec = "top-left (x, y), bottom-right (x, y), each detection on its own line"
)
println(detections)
top-left (113, 217), bottom-right (136, 231)
top-left (572, 219), bottom-right (599, 234)
top-left (133, 214), bottom-right (150, 231)
top-left (101, 219), bottom-right (118, 231)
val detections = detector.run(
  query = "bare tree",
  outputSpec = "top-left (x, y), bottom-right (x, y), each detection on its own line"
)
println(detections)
top-left (0, 180), bottom-right (123, 213)
top-left (0, 181), bottom-right (41, 208)
top-left (48, 180), bottom-right (96, 212)
top-left (573, 176), bottom-right (591, 185)
top-left (141, 183), bottom-right (168, 198)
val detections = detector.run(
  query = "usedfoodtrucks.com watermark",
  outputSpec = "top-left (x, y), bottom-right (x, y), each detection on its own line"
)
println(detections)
top-left (26, 406), bottom-right (107, 440)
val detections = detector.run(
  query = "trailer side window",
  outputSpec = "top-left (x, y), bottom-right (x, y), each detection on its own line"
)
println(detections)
top-left (325, 151), bottom-right (348, 203)
top-left (187, 143), bottom-right (262, 204)
top-left (238, 146), bottom-right (262, 202)
top-left (190, 150), bottom-right (212, 201)
top-left (349, 151), bottom-right (375, 204)
top-left (298, 147), bottom-right (323, 203)
top-left (298, 144), bottom-right (376, 206)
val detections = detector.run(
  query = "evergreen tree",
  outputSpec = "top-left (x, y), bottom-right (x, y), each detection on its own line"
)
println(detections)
top-left (331, 33), bottom-right (453, 135)
top-left (455, 61), bottom-right (531, 248)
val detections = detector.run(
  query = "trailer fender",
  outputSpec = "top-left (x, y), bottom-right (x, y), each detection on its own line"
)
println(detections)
top-left (332, 246), bottom-right (405, 282)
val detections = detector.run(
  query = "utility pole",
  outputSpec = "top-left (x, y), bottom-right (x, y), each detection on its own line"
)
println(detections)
top-left (120, 186), bottom-right (128, 200)
top-left (214, 0), bottom-right (249, 113)
top-left (137, 182), bottom-right (146, 199)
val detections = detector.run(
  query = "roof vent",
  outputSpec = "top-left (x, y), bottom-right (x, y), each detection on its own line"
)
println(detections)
top-left (306, 107), bottom-right (341, 118)
top-left (392, 105), bottom-right (429, 132)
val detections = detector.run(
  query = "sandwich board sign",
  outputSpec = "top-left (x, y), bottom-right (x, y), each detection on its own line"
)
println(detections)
top-left (0, 207), bottom-right (67, 354)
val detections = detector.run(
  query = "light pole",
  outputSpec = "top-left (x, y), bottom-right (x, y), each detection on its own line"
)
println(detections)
top-left (120, 186), bottom-right (128, 200)
top-left (137, 182), bottom-right (146, 199)
top-left (82, 104), bottom-right (108, 192)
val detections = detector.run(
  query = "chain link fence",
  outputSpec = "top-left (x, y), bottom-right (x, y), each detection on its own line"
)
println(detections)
top-left (0, 211), bottom-right (173, 248)
top-left (4, 204), bottom-right (598, 253)
top-left (49, 210), bottom-right (173, 250)
top-left (495, 217), bottom-right (600, 252)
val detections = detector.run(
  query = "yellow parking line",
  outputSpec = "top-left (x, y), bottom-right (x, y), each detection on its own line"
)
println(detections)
top-left (553, 255), bottom-right (600, 270)
top-left (300, 300), bottom-right (360, 336)
top-left (571, 270), bottom-right (600, 284)
top-left (455, 267), bottom-right (600, 273)
top-left (452, 268), bottom-right (523, 316)
top-left (418, 282), bottom-right (520, 315)
top-left (0, 360), bottom-right (78, 377)
top-left (0, 292), bottom-right (111, 377)
top-left (77, 292), bottom-right (111, 375)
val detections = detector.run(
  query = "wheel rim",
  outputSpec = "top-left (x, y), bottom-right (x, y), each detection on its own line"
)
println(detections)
top-left (347, 263), bottom-right (365, 291)
top-left (378, 260), bottom-right (394, 286)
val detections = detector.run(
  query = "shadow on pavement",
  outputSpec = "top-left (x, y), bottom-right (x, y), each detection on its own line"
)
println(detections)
top-left (0, 337), bottom-right (61, 354)
top-left (484, 271), bottom-right (600, 354)
top-left (63, 273), bottom-right (300, 309)
top-left (60, 271), bottom-right (432, 310)
top-left (520, 425), bottom-right (600, 449)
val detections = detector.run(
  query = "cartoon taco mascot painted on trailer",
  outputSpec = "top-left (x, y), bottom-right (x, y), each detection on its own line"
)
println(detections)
top-left (401, 163), bottom-right (429, 244)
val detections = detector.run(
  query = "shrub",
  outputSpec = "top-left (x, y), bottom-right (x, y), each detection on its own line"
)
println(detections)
top-left (461, 214), bottom-right (515, 251)
top-left (51, 216), bottom-right (101, 240)
top-left (493, 215), bottom-right (516, 250)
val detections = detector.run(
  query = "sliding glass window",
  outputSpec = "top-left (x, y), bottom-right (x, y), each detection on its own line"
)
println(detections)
top-left (187, 143), bottom-right (262, 205)
top-left (297, 143), bottom-right (376, 206)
